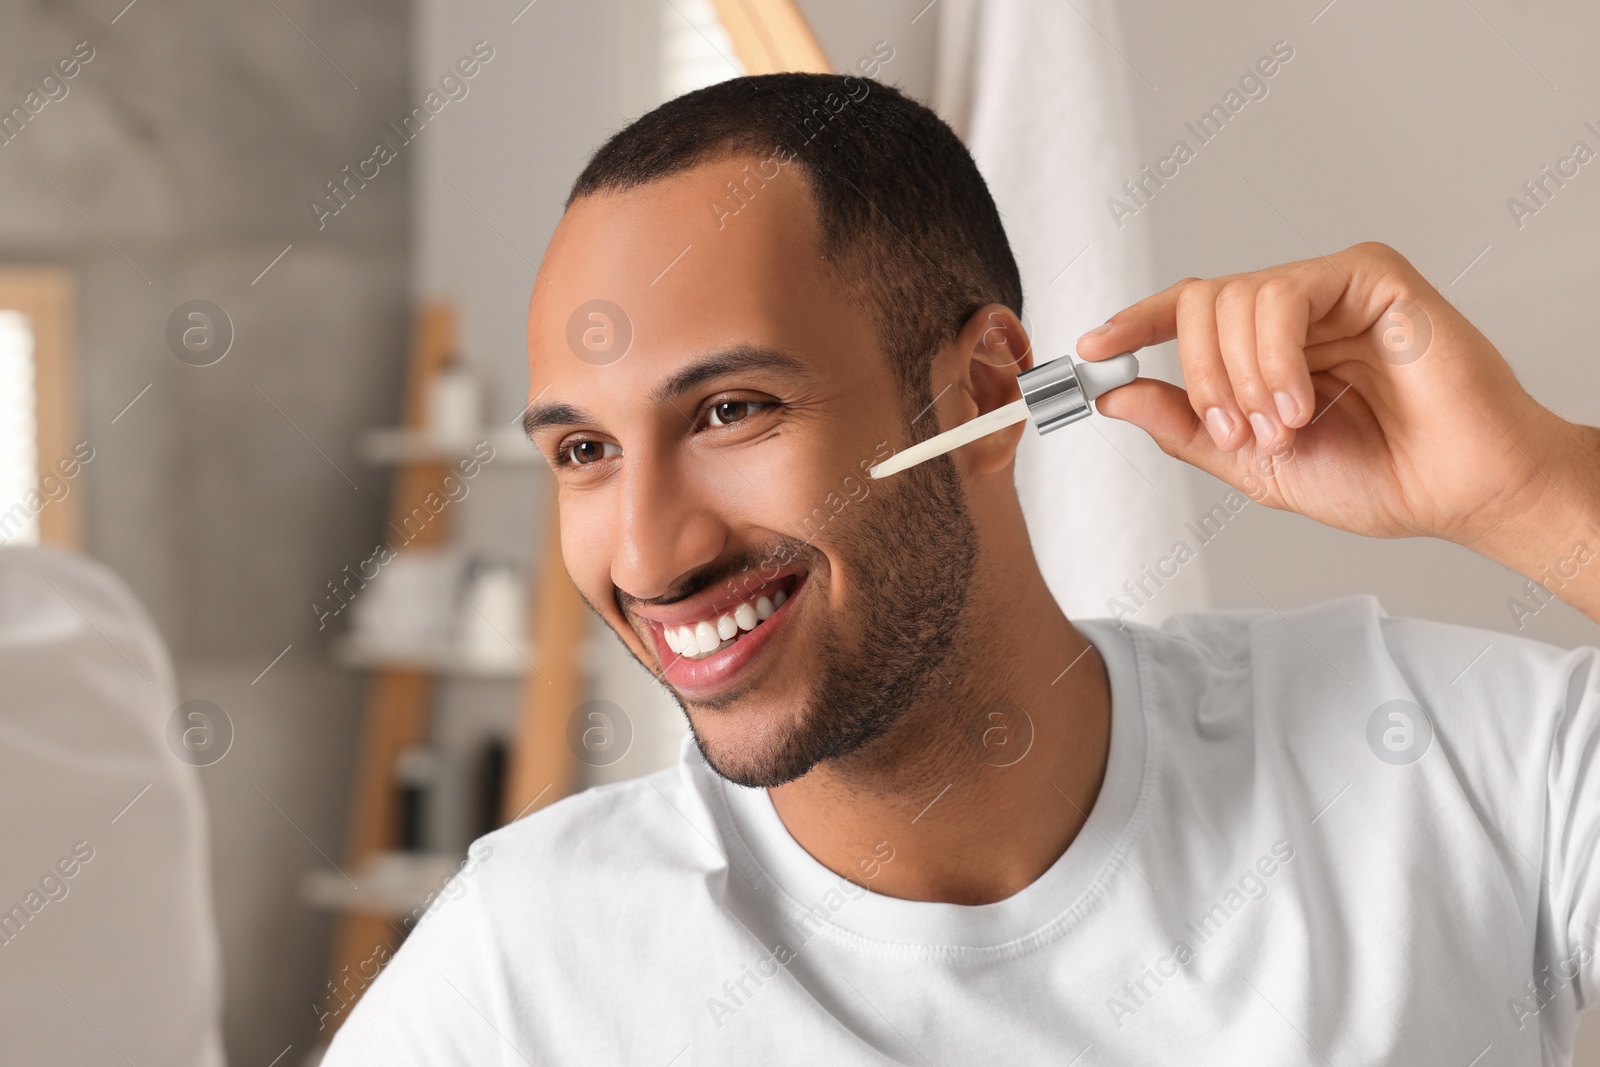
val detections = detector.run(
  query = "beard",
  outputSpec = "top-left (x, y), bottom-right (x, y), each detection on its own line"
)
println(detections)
top-left (663, 450), bottom-right (979, 788)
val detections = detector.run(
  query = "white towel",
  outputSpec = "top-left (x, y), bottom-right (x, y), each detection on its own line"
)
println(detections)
top-left (936, 0), bottom-right (1210, 625)
top-left (0, 546), bottom-right (225, 1066)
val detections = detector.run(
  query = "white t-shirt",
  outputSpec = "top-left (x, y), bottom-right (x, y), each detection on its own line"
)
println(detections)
top-left (323, 596), bottom-right (1600, 1066)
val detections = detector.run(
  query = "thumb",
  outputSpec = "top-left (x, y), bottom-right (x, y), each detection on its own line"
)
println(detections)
top-left (1093, 377), bottom-right (1238, 484)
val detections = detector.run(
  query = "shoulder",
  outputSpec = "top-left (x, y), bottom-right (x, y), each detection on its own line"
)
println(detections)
top-left (1115, 592), bottom-right (1595, 694)
top-left (1097, 594), bottom-right (1599, 763)
top-left (325, 746), bottom-right (733, 1062)
top-left (438, 742), bottom-right (728, 924)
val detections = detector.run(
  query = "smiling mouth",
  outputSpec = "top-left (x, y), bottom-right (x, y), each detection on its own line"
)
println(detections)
top-left (660, 573), bottom-right (799, 660)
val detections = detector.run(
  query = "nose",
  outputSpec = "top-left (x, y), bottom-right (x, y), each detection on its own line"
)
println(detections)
top-left (609, 448), bottom-right (727, 601)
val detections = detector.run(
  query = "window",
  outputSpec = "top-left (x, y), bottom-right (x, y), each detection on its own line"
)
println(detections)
top-left (0, 269), bottom-right (80, 550)
top-left (0, 310), bottom-right (38, 546)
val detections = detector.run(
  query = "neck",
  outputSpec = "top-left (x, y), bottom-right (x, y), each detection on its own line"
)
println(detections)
top-left (768, 516), bottom-right (1112, 906)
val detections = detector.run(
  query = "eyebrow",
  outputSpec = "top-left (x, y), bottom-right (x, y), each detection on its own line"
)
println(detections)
top-left (521, 344), bottom-right (817, 440)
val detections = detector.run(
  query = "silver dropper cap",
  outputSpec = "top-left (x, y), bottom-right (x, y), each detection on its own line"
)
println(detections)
top-left (1018, 351), bottom-right (1139, 433)
top-left (1018, 357), bottom-right (1089, 434)
top-left (1017, 351), bottom-right (1145, 431)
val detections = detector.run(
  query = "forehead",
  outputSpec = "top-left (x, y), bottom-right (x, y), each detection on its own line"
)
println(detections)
top-left (527, 158), bottom-right (875, 396)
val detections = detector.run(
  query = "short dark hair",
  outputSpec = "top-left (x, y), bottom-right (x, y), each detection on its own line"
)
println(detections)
top-left (568, 73), bottom-right (1023, 418)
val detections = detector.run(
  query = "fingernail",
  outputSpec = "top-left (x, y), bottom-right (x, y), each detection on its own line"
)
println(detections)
top-left (1273, 390), bottom-right (1299, 426)
top-left (1203, 407), bottom-right (1235, 448)
top-left (1248, 411), bottom-right (1277, 447)
top-left (1080, 322), bottom-right (1114, 341)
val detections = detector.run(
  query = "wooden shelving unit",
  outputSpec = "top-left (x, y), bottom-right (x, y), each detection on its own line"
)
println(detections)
top-left (502, 499), bottom-right (588, 821)
top-left (331, 636), bottom-right (529, 679)
top-left (356, 426), bottom-right (541, 466)
top-left (317, 302), bottom-right (584, 1031)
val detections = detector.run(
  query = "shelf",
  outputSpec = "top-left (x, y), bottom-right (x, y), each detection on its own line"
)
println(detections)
top-left (332, 637), bottom-right (530, 679)
top-left (357, 427), bottom-right (541, 465)
top-left (300, 851), bottom-right (465, 917)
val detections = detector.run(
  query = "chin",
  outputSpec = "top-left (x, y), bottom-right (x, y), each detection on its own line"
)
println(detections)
top-left (683, 700), bottom-right (816, 789)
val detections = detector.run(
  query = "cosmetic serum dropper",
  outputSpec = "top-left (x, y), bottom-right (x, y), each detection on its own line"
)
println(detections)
top-left (869, 352), bottom-right (1141, 478)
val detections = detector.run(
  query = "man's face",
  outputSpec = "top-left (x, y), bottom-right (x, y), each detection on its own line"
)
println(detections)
top-left (525, 158), bottom-right (975, 787)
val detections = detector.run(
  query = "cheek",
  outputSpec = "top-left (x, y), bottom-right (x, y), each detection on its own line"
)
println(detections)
top-left (711, 438), bottom-right (874, 610)
top-left (702, 431), bottom-right (860, 537)
top-left (559, 495), bottom-right (617, 606)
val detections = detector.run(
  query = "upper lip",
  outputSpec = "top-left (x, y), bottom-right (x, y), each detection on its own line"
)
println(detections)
top-left (628, 566), bottom-right (803, 628)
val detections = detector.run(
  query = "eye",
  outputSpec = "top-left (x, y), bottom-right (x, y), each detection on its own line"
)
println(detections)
top-left (561, 440), bottom-right (620, 467)
top-left (707, 399), bottom-right (768, 428)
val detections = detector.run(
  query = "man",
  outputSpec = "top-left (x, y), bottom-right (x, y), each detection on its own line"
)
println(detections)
top-left (325, 74), bottom-right (1600, 1065)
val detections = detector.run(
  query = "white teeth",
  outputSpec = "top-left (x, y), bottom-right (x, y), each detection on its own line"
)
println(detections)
top-left (665, 584), bottom-right (795, 660)
top-left (670, 624), bottom-right (701, 659)
top-left (694, 620), bottom-right (719, 654)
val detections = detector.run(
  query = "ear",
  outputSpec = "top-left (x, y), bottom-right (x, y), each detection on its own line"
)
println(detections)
top-left (927, 304), bottom-right (1034, 476)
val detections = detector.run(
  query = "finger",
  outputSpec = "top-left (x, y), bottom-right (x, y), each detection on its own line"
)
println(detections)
top-left (1172, 280), bottom-right (1248, 451)
top-left (1256, 272), bottom-right (1332, 429)
top-left (1304, 242), bottom-right (1417, 346)
top-left (1214, 279), bottom-right (1286, 450)
top-left (1095, 377), bottom-right (1243, 485)
top-left (1075, 276), bottom-right (1195, 362)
